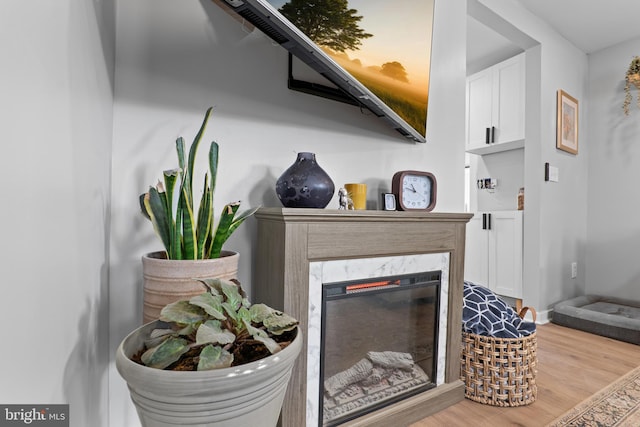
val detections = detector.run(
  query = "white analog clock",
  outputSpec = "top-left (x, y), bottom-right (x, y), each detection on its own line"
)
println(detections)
top-left (391, 170), bottom-right (437, 211)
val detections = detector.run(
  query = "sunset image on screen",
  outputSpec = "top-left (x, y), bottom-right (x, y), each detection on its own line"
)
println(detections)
top-left (268, 0), bottom-right (434, 136)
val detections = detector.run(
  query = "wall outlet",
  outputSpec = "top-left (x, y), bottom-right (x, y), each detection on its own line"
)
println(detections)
top-left (571, 262), bottom-right (577, 279)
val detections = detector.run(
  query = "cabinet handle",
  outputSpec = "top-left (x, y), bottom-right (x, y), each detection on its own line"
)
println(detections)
top-left (491, 126), bottom-right (496, 143)
top-left (482, 213), bottom-right (487, 230)
top-left (487, 213), bottom-right (492, 230)
top-left (485, 128), bottom-right (490, 145)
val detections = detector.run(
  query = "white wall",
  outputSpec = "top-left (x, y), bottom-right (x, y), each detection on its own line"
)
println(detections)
top-left (534, 38), bottom-right (589, 311)
top-left (0, 1), bottom-right (114, 426)
top-left (586, 38), bottom-right (640, 300)
top-left (108, 0), bottom-right (466, 424)
top-left (473, 149), bottom-right (525, 212)
top-left (474, 0), bottom-right (589, 315)
top-left (470, 3), bottom-right (640, 313)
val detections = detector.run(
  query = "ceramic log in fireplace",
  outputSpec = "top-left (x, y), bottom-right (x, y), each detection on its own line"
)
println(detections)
top-left (254, 208), bottom-right (472, 427)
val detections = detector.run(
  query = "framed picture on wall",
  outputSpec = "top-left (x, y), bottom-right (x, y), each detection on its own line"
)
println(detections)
top-left (556, 89), bottom-right (579, 154)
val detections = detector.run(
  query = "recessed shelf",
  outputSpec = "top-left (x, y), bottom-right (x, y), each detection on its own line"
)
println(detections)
top-left (466, 139), bottom-right (524, 155)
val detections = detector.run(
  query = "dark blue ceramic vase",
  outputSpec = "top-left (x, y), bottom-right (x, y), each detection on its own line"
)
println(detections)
top-left (276, 152), bottom-right (335, 208)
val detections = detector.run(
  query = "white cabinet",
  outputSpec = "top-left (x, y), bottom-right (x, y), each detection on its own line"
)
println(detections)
top-left (466, 53), bottom-right (525, 155)
top-left (464, 210), bottom-right (523, 298)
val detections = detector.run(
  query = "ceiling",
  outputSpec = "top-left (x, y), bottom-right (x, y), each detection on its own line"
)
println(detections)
top-left (467, 0), bottom-right (640, 71)
top-left (515, 0), bottom-right (640, 54)
top-left (467, 16), bottom-right (522, 73)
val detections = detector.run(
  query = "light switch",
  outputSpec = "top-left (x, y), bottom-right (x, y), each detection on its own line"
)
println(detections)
top-left (548, 166), bottom-right (559, 182)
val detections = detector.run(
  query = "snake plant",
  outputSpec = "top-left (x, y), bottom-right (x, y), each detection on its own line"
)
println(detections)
top-left (140, 107), bottom-right (258, 260)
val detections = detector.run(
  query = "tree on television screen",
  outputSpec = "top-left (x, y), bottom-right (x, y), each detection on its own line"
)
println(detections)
top-left (279, 0), bottom-right (372, 52)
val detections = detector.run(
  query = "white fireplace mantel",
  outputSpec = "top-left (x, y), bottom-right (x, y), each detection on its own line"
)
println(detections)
top-left (254, 208), bottom-right (472, 427)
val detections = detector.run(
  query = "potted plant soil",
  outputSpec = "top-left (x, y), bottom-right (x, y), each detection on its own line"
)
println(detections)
top-left (139, 107), bottom-right (258, 322)
top-left (116, 278), bottom-right (302, 427)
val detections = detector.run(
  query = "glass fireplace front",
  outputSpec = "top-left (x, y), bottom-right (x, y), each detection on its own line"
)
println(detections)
top-left (320, 270), bottom-right (441, 426)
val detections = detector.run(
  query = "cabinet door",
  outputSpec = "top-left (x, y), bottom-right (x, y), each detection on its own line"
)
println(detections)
top-left (464, 213), bottom-right (489, 286)
top-left (488, 211), bottom-right (523, 298)
top-left (466, 53), bottom-right (525, 155)
top-left (466, 69), bottom-right (493, 151)
top-left (492, 54), bottom-right (525, 144)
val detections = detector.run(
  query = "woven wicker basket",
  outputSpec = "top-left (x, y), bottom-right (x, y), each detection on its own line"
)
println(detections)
top-left (460, 307), bottom-right (538, 406)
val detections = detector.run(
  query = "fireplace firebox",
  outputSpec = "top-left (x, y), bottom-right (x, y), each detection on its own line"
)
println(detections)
top-left (321, 271), bottom-right (441, 425)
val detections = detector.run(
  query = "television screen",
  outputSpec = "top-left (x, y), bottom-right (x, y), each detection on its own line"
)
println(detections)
top-left (216, 0), bottom-right (435, 142)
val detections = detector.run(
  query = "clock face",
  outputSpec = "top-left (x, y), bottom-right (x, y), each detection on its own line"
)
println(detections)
top-left (391, 170), bottom-right (437, 211)
top-left (401, 174), bottom-right (431, 209)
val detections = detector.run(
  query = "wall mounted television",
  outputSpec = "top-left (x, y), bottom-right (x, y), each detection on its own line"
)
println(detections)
top-left (213, 0), bottom-right (435, 143)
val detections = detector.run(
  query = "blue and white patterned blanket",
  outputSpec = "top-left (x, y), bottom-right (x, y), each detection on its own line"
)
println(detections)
top-left (463, 281), bottom-right (536, 338)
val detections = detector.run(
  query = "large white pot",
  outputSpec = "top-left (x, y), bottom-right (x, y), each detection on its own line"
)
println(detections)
top-left (142, 250), bottom-right (239, 324)
top-left (116, 320), bottom-right (302, 427)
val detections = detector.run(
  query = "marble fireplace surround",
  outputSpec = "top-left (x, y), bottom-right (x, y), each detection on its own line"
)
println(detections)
top-left (307, 253), bottom-right (450, 425)
top-left (254, 208), bottom-right (472, 427)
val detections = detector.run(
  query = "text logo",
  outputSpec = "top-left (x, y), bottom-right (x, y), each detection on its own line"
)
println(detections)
top-left (0, 405), bottom-right (68, 426)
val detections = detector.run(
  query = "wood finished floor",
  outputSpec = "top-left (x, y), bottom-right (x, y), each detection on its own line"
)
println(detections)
top-left (410, 323), bottom-right (640, 427)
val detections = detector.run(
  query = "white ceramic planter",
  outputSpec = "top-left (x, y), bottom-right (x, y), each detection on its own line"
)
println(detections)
top-left (116, 320), bottom-right (302, 427)
top-left (142, 250), bottom-right (239, 323)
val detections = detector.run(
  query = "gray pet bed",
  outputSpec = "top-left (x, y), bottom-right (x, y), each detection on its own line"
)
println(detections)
top-left (552, 295), bottom-right (640, 345)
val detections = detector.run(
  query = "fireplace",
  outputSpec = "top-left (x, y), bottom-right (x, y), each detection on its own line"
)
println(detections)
top-left (254, 208), bottom-right (472, 427)
top-left (307, 253), bottom-right (450, 425)
top-left (321, 271), bottom-right (442, 425)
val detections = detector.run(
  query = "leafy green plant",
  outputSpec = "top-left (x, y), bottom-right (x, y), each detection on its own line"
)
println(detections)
top-left (623, 56), bottom-right (640, 116)
top-left (140, 107), bottom-right (258, 259)
top-left (136, 278), bottom-right (299, 371)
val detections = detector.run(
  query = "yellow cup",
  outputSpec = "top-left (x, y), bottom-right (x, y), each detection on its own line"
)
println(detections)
top-left (344, 183), bottom-right (367, 210)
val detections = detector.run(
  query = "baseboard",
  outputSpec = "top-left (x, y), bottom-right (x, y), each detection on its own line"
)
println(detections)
top-left (535, 309), bottom-right (552, 324)
top-left (500, 295), bottom-right (552, 324)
